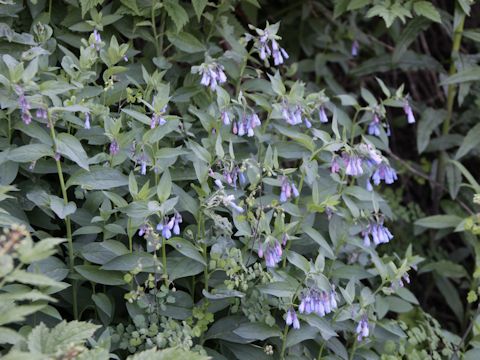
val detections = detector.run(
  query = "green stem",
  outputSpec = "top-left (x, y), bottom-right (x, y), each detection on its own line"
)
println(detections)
top-left (48, 114), bottom-right (78, 320)
top-left (161, 237), bottom-right (168, 286)
top-left (48, 0), bottom-right (53, 21)
top-left (151, 1), bottom-right (161, 57)
top-left (7, 113), bottom-right (12, 144)
top-left (436, 12), bottom-right (465, 196)
top-left (349, 338), bottom-right (358, 360)
top-left (127, 218), bottom-right (133, 252)
top-left (279, 321), bottom-right (290, 359)
top-left (199, 212), bottom-right (209, 290)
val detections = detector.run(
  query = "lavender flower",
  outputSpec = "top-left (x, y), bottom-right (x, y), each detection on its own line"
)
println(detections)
top-left (343, 154), bottom-right (364, 176)
top-left (223, 194), bottom-right (244, 213)
top-left (28, 160), bottom-right (36, 171)
top-left (172, 212), bottom-right (182, 235)
top-left (368, 114), bottom-right (381, 136)
top-left (239, 171), bottom-right (246, 185)
top-left (197, 62), bottom-right (227, 90)
top-left (330, 157), bottom-right (340, 174)
top-left (109, 140), bottom-right (119, 156)
top-left (138, 224), bottom-right (149, 237)
top-left (372, 163), bottom-right (397, 186)
top-left (319, 106), bottom-right (328, 123)
top-left (362, 219), bottom-right (393, 246)
top-left (281, 104), bottom-right (303, 126)
top-left (363, 144), bottom-right (383, 166)
top-left (236, 113), bottom-right (261, 137)
top-left (254, 28), bottom-right (289, 66)
top-left (84, 112), bottom-right (91, 129)
top-left (221, 110), bottom-right (231, 125)
top-left (403, 100), bottom-right (415, 124)
top-left (280, 177), bottom-right (299, 202)
top-left (151, 107), bottom-right (167, 128)
top-left (351, 40), bottom-right (359, 57)
top-left (298, 288), bottom-right (338, 317)
top-left (214, 178), bottom-right (224, 189)
top-left (264, 239), bottom-right (283, 267)
top-left (91, 29), bottom-right (102, 51)
top-left (286, 308), bottom-right (300, 329)
top-left (16, 87), bottom-right (32, 125)
top-left (157, 217), bottom-right (174, 239)
top-left (356, 316), bottom-right (369, 341)
top-left (36, 108), bottom-right (48, 120)
top-left (138, 153), bottom-right (148, 175)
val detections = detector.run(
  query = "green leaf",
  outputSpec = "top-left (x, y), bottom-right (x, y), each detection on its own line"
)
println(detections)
top-left (157, 169), bottom-right (172, 202)
top-left (441, 67), bottom-right (480, 85)
top-left (455, 122), bottom-right (480, 159)
top-left (393, 17), bottom-right (431, 63)
top-left (75, 265), bottom-right (125, 285)
top-left (101, 252), bottom-right (158, 272)
top-left (55, 133), bottom-right (89, 170)
top-left (164, 0), bottom-right (189, 32)
top-left (122, 108), bottom-right (151, 125)
top-left (192, 0), bottom-right (208, 20)
top-left (127, 347), bottom-right (210, 360)
top-left (66, 166), bottom-right (128, 190)
top-left (416, 108), bottom-right (444, 154)
top-left (413, 1), bottom-right (441, 23)
top-left (8, 144), bottom-right (53, 163)
top-left (168, 237), bottom-right (206, 265)
top-left (28, 321), bottom-right (100, 355)
top-left (258, 281), bottom-right (296, 298)
top-left (49, 195), bottom-right (76, 219)
top-left (80, 241), bottom-right (129, 265)
top-left (79, 0), bottom-right (104, 17)
top-left (414, 215), bottom-right (462, 229)
top-left (0, 326), bottom-right (24, 345)
top-left (233, 323), bottom-right (282, 341)
top-left (286, 250), bottom-right (310, 274)
top-left (303, 227), bottom-right (334, 258)
top-left (166, 32), bottom-right (205, 53)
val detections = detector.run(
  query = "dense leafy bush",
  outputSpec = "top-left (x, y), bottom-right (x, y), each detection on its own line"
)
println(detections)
top-left (1, 0), bottom-right (480, 359)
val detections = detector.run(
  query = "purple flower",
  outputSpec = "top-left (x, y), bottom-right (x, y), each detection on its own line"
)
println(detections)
top-left (172, 212), bottom-right (182, 235)
top-left (28, 161), bottom-right (36, 171)
top-left (256, 30), bottom-right (288, 66)
top-left (138, 224), bottom-right (149, 237)
top-left (151, 111), bottom-right (167, 129)
top-left (356, 316), bottom-right (369, 341)
top-left (286, 308), bottom-right (300, 329)
top-left (17, 87), bottom-right (32, 125)
top-left (198, 62), bottom-right (227, 90)
top-left (331, 157), bottom-right (340, 174)
top-left (221, 110), bottom-right (231, 125)
top-left (109, 140), bottom-right (120, 155)
top-left (362, 219), bottom-right (393, 246)
top-left (36, 108), bottom-right (48, 120)
top-left (264, 240), bottom-right (283, 268)
top-left (319, 106), bottom-right (328, 123)
top-left (139, 153), bottom-right (148, 175)
top-left (239, 171), bottom-right (246, 185)
top-left (91, 29), bottom-right (102, 51)
top-left (372, 163), bottom-right (397, 186)
top-left (84, 112), bottom-right (91, 129)
top-left (363, 144), bottom-right (382, 166)
top-left (236, 113), bottom-right (261, 137)
top-left (403, 100), bottom-right (415, 124)
top-left (223, 194), bottom-right (244, 213)
top-left (280, 177), bottom-right (299, 202)
top-left (351, 40), bottom-right (359, 57)
top-left (298, 288), bottom-right (338, 317)
top-left (343, 154), bottom-right (363, 176)
top-left (124, 55), bottom-right (128, 62)
top-left (54, 153), bottom-right (61, 161)
top-left (368, 114), bottom-right (381, 136)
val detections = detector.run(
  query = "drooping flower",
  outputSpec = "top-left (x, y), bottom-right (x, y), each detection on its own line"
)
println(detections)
top-left (36, 108), bottom-right (48, 120)
top-left (16, 87), bottom-right (32, 125)
top-left (109, 140), bottom-right (120, 156)
top-left (151, 106), bottom-right (167, 128)
top-left (362, 143), bottom-right (383, 166)
top-left (343, 154), bottom-right (364, 176)
top-left (264, 239), bottom-right (283, 267)
top-left (156, 217), bottom-right (174, 239)
top-left (298, 288), bottom-right (338, 317)
top-left (138, 224), bottom-right (149, 237)
top-left (286, 308), bottom-right (300, 329)
top-left (319, 106), bottom-right (328, 123)
top-left (372, 163), bottom-right (397, 186)
top-left (84, 112), bottom-right (91, 129)
top-left (331, 157), bottom-right (340, 174)
top-left (138, 152), bottom-right (148, 175)
top-left (223, 194), bottom-right (244, 213)
top-left (368, 114), bottom-right (381, 137)
top-left (281, 104), bottom-right (303, 126)
top-left (236, 113), bottom-right (261, 137)
top-left (356, 316), bottom-right (369, 341)
top-left (196, 62), bottom-right (227, 90)
top-left (403, 99), bottom-right (415, 124)
top-left (351, 40), bottom-right (359, 57)
top-left (172, 212), bottom-right (182, 235)
top-left (280, 176), bottom-right (299, 202)
top-left (221, 110), bottom-right (231, 125)
top-left (362, 218), bottom-right (393, 246)
top-left (253, 28), bottom-right (289, 66)
top-left (91, 29), bottom-right (102, 51)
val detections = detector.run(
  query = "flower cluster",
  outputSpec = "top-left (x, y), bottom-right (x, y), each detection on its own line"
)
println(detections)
top-left (371, 163), bottom-right (397, 186)
top-left (285, 308), bottom-right (300, 329)
top-left (246, 23), bottom-right (289, 66)
top-left (233, 113), bottom-right (261, 137)
top-left (258, 238), bottom-right (284, 268)
top-left (356, 316), bottom-right (369, 341)
top-left (298, 288), bottom-right (338, 317)
top-left (156, 212), bottom-right (182, 239)
top-left (368, 114), bottom-right (381, 136)
top-left (36, 108), bottom-right (47, 120)
top-left (16, 86), bottom-right (32, 125)
top-left (362, 218), bottom-right (393, 246)
top-left (109, 140), bottom-right (120, 155)
top-left (280, 176), bottom-right (299, 202)
top-left (282, 104), bottom-right (309, 127)
top-left (195, 62), bottom-right (227, 91)
top-left (343, 154), bottom-right (364, 176)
